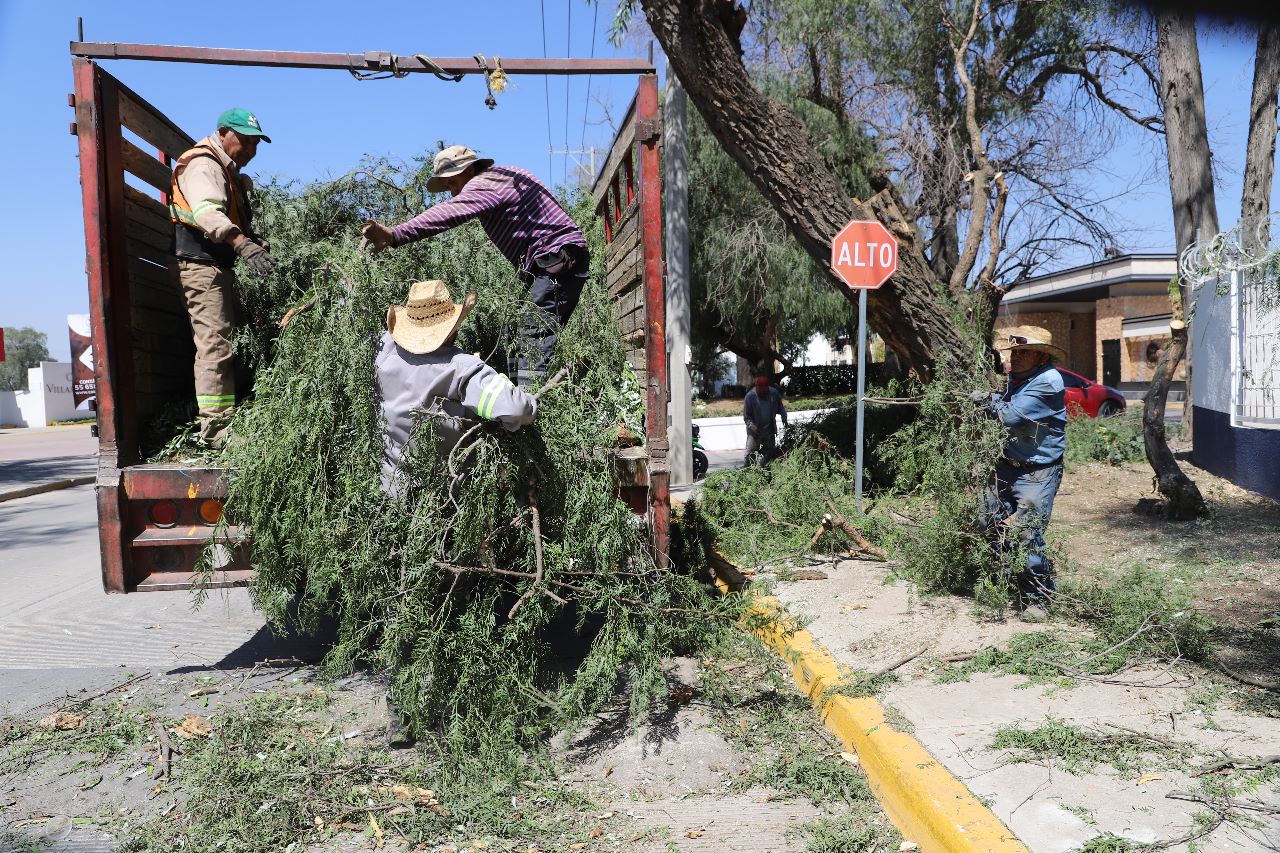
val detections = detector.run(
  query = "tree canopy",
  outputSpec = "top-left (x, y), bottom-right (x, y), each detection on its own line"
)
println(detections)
top-left (0, 327), bottom-right (51, 392)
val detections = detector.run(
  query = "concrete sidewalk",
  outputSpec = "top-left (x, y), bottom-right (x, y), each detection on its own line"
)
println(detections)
top-left (770, 559), bottom-right (1280, 852)
top-left (0, 485), bottom-right (328, 678)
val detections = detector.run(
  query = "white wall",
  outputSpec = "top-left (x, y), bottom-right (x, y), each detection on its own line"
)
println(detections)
top-left (0, 362), bottom-right (81, 428)
top-left (695, 408), bottom-right (833, 451)
top-left (1192, 276), bottom-right (1231, 415)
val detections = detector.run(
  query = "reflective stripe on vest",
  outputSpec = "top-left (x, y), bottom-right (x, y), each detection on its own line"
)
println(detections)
top-left (169, 145), bottom-right (248, 233)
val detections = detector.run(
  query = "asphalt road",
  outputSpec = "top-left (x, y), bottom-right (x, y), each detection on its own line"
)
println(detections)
top-left (0, 424), bottom-right (97, 492)
top-left (0, 483), bottom-right (326, 714)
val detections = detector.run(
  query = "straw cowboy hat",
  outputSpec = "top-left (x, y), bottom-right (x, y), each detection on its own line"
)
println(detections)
top-left (426, 145), bottom-right (494, 193)
top-left (387, 280), bottom-right (477, 354)
top-left (995, 325), bottom-right (1066, 363)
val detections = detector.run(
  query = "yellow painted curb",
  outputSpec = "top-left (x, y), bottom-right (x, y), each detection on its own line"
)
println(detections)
top-left (739, 590), bottom-right (1028, 853)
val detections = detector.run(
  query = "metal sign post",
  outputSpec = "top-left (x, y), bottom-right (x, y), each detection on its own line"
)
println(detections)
top-left (830, 220), bottom-right (898, 511)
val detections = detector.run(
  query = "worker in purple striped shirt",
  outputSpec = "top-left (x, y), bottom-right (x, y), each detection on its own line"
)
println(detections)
top-left (362, 145), bottom-right (590, 387)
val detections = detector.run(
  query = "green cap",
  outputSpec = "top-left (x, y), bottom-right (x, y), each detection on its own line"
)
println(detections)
top-left (216, 108), bottom-right (271, 143)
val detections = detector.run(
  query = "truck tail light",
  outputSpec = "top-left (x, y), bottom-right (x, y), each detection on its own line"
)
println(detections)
top-left (197, 499), bottom-right (223, 525)
top-left (148, 500), bottom-right (179, 528)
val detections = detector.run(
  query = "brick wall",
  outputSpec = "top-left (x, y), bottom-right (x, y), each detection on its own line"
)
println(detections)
top-left (1095, 294), bottom-right (1184, 383)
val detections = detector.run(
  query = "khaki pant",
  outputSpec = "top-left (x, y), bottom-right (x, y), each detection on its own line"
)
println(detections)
top-left (178, 260), bottom-right (241, 445)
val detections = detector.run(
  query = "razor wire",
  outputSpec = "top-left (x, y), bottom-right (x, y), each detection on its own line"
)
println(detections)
top-left (1178, 212), bottom-right (1280, 285)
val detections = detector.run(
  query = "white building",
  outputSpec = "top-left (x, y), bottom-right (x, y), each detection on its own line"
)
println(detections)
top-left (0, 362), bottom-right (85, 428)
top-left (1191, 255), bottom-right (1280, 501)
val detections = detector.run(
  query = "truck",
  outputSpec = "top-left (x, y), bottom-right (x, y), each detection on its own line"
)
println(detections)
top-left (69, 40), bottom-right (672, 593)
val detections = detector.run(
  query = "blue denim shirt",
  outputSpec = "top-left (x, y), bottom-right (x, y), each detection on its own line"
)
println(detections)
top-left (990, 363), bottom-right (1066, 465)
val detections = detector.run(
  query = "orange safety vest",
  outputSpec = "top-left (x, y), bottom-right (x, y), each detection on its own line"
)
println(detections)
top-left (169, 144), bottom-right (250, 234)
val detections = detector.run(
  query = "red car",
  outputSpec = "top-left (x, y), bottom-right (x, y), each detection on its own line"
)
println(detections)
top-left (1057, 367), bottom-right (1126, 418)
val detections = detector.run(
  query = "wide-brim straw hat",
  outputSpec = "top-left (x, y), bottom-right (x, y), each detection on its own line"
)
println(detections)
top-left (995, 325), bottom-right (1066, 362)
top-left (387, 280), bottom-right (477, 354)
top-left (426, 145), bottom-right (494, 192)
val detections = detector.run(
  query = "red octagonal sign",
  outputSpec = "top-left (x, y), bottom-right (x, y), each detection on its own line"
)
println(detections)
top-left (831, 219), bottom-right (898, 289)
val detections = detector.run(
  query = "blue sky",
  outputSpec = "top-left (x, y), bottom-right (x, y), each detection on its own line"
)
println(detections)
top-left (0, 2), bottom-right (1273, 360)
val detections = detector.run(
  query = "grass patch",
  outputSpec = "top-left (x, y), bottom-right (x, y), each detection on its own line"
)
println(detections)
top-left (697, 635), bottom-right (900, 852)
top-left (115, 687), bottom-right (600, 852)
top-left (937, 563), bottom-right (1214, 686)
top-left (989, 718), bottom-right (1191, 777)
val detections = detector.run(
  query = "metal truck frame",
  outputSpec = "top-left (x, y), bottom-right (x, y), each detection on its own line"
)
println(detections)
top-left (70, 41), bottom-right (669, 592)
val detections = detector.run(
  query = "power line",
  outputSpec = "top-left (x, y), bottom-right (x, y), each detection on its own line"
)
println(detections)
top-left (580, 0), bottom-right (598, 159)
top-left (564, 0), bottom-right (572, 187)
top-left (540, 0), bottom-right (553, 182)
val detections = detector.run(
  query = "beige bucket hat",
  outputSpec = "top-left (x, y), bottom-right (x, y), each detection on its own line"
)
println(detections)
top-left (386, 281), bottom-right (477, 354)
top-left (426, 145), bottom-right (494, 193)
top-left (995, 325), bottom-right (1066, 362)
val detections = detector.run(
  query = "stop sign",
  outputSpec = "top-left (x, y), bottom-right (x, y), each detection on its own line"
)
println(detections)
top-left (831, 219), bottom-right (897, 289)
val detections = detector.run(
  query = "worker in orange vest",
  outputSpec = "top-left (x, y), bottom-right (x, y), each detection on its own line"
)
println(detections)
top-left (169, 108), bottom-right (276, 448)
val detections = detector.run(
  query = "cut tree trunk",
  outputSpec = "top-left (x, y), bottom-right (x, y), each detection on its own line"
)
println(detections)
top-left (1149, 9), bottom-right (1215, 519)
top-left (639, 0), bottom-right (971, 380)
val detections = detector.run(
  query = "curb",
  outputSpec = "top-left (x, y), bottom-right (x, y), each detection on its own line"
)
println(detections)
top-left (735, 589), bottom-right (1028, 853)
top-left (0, 476), bottom-right (95, 504)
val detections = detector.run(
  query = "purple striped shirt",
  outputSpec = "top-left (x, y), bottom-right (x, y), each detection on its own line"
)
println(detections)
top-left (390, 165), bottom-right (587, 272)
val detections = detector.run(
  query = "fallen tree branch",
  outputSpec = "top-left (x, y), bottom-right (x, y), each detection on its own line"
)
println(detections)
top-left (812, 498), bottom-right (888, 560)
top-left (1214, 654), bottom-right (1280, 693)
top-left (875, 646), bottom-right (929, 676)
top-left (152, 721), bottom-right (174, 780)
top-left (1166, 789), bottom-right (1280, 815)
top-left (508, 485), bottom-right (552, 619)
top-left (1193, 754), bottom-right (1280, 777)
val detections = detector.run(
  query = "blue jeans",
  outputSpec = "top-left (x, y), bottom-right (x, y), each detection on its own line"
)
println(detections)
top-left (515, 245), bottom-right (588, 386)
top-left (980, 459), bottom-right (1063, 602)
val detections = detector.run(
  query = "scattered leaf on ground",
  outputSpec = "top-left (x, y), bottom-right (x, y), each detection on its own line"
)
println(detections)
top-left (37, 711), bottom-right (86, 730)
top-left (172, 714), bottom-right (212, 739)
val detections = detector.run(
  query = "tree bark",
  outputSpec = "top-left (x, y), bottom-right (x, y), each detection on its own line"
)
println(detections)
top-left (639, 0), bottom-right (971, 380)
top-left (1149, 9), bottom-right (1214, 520)
top-left (1241, 21), bottom-right (1280, 251)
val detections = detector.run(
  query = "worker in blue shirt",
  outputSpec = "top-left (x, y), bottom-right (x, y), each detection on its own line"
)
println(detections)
top-left (971, 327), bottom-right (1067, 622)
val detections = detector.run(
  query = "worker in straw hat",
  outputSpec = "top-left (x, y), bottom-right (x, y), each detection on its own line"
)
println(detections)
top-left (361, 145), bottom-right (590, 388)
top-left (376, 280), bottom-right (537, 498)
top-left (970, 326), bottom-right (1067, 623)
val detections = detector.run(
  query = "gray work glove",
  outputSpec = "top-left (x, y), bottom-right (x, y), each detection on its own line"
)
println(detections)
top-left (235, 239), bottom-right (277, 275)
top-left (969, 389), bottom-right (993, 406)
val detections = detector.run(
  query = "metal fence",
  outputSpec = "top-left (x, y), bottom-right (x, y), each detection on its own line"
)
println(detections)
top-left (1181, 217), bottom-right (1280, 430)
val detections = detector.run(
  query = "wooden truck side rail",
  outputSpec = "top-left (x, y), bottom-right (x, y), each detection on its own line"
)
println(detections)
top-left (72, 44), bottom-right (669, 590)
top-left (593, 74), bottom-right (670, 567)
top-left (73, 58), bottom-right (250, 592)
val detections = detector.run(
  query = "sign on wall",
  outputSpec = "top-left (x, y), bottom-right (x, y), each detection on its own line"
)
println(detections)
top-left (68, 314), bottom-right (95, 411)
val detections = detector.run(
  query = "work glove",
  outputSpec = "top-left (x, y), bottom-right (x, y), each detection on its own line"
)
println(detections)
top-left (235, 239), bottom-right (277, 275)
top-left (969, 389), bottom-right (993, 406)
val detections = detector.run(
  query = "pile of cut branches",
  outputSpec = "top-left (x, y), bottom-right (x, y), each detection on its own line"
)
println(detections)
top-left (199, 156), bottom-right (737, 749)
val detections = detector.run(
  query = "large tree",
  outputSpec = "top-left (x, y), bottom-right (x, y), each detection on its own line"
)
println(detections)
top-left (0, 327), bottom-right (51, 392)
top-left (620, 0), bottom-right (1147, 378)
top-left (687, 83), bottom-right (871, 378)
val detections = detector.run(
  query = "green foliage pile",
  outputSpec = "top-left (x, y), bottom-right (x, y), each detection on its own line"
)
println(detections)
top-left (876, 354), bottom-right (1011, 602)
top-left (117, 689), bottom-right (598, 853)
top-left (695, 352), bottom-right (1017, 601)
top-left (696, 442), bottom-right (863, 567)
top-left (207, 157), bottom-right (737, 752)
top-left (1065, 411), bottom-right (1147, 467)
top-left (989, 718), bottom-right (1190, 777)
